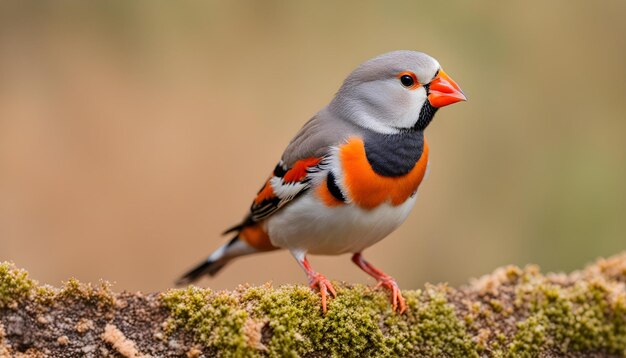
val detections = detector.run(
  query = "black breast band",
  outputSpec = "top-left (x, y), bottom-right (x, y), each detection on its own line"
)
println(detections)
top-left (363, 130), bottom-right (425, 177)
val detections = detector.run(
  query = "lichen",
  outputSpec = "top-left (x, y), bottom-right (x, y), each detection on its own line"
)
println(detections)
top-left (0, 262), bottom-right (35, 307)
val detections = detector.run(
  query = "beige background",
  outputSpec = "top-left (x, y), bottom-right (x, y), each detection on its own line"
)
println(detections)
top-left (1, 1), bottom-right (625, 293)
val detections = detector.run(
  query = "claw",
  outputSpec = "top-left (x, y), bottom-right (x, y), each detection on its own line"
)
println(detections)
top-left (308, 272), bottom-right (336, 314)
top-left (292, 253), bottom-right (338, 314)
top-left (375, 275), bottom-right (406, 313)
top-left (352, 253), bottom-right (406, 314)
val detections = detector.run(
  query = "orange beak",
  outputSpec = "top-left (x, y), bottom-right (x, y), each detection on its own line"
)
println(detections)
top-left (427, 69), bottom-right (466, 108)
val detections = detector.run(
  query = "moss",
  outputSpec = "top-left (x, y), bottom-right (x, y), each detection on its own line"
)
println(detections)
top-left (508, 314), bottom-right (547, 356)
top-left (2, 254), bottom-right (626, 356)
top-left (323, 285), bottom-right (394, 356)
top-left (0, 262), bottom-right (115, 311)
top-left (409, 287), bottom-right (479, 357)
top-left (242, 284), bottom-right (324, 357)
top-left (507, 277), bottom-right (626, 356)
top-left (33, 285), bottom-right (57, 306)
top-left (163, 283), bottom-right (478, 357)
top-left (0, 262), bottom-right (36, 308)
top-left (57, 278), bottom-right (115, 308)
top-left (489, 299), bottom-right (504, 313)
top-left (161, 286), bottom-right (252, 357)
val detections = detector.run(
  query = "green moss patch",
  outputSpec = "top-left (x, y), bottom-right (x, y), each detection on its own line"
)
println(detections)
top-left (509, 278), bottom-right (626, 356)
top-left (161, 286), bottom-right (251, 357)
top-left (161, 254), bottom-right (626, 357)
top-left (0, 262), bottom-right (35, 308)
top-left (0, 261), bottom-right (115, 310)
top-left (56, 278), bottom-right (115, 308)
top-left (162, 283), bottom-right (478, 357)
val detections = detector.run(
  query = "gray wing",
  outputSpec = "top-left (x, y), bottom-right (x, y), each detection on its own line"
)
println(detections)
top-left (281, 107), bottom-right (363, 167)
top-left (225, 108), bottom-right (362, 233)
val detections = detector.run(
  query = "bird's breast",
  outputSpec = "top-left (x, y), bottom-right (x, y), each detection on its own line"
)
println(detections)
top-left (337, 134), bottom-right (429, 209)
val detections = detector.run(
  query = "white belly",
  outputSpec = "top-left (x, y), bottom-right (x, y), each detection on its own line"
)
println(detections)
top-left (265, 193), bottom-right (416, 255)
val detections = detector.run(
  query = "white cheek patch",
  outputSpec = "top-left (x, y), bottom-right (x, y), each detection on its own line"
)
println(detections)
top-left (350, 113), bottom-right (401, 135)
top-left (391, 87), bottom-right (427, 129)
top-left (343, 79), bottom-right (430, 133)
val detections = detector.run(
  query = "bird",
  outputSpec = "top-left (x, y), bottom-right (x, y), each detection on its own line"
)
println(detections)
top-left (177, 50), bottom-right (466, 314)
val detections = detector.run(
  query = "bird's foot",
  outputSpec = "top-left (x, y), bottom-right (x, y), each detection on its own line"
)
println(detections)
top-left (308, 272), bottom-right (337, 314)
top-left (374, 275), bottom-right (406, 314)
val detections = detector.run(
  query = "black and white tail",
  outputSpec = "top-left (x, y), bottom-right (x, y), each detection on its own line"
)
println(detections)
top-left (176, 236), bottom-right (256, 286)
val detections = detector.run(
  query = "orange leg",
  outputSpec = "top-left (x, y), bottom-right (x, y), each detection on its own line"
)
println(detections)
top-left (291, 250), bottom-right (337, 314)
top-left (351, 253), bottom-right (406, 313)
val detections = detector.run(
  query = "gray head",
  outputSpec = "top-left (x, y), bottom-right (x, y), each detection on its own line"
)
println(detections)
top-left (328, 51), bottom-right (465, 134)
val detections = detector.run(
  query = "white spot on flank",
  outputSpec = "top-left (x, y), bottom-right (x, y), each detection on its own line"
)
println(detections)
top-left (269, 177), bottom-right (307, 200)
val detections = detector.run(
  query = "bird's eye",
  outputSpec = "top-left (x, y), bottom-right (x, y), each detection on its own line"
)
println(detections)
top-left (400, 75), bottom-right (414, 87)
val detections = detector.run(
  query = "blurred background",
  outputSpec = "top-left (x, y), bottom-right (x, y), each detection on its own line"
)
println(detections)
top-left (1, 1), bottom-right (625, 292)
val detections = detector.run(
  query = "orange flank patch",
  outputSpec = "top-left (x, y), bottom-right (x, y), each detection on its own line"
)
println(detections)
top-left (254, 180), bottom-right (275, 205)
top-left (239, 224), bottom-right (276, 251)
top-left (283, 157), bottom-right (321, 183)
top-left (317, 181), bottom-right (345, 207)
top-left (340, 137), bottom-right (429, 209)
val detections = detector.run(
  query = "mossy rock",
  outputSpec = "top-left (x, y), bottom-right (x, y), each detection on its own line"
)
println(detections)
top-left (0, 253), bottom-right (625, 357)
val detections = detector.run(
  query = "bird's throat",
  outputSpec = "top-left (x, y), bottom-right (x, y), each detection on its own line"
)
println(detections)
top-left (414, 101), bottom-right (438, 131)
